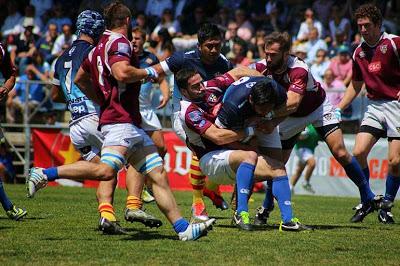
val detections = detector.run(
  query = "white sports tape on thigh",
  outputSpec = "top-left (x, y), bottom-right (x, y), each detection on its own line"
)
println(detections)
top-left (133, 152), bottom-right (163, 175)
top-left (100, 148), bottom-right (126, 171)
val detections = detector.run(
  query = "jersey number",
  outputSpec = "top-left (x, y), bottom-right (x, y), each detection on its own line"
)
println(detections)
top-left (63, 60), bottom-right (72, 94)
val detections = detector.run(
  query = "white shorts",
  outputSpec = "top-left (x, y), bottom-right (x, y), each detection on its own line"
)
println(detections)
top-left (255, 127), bottom-right (282, 149)
top-left (101, 123), bottom-right (154, 159)
top-left (140, 108), bottom-right (162, 132)
top-left (279, 98), bottom-right (339, 140)
top-left (69, 115), bottom-right (103, 161)
top-left (360, 99), bottom-right (400, 139)
top-left (172, 110), bottom-right (186, 141)
top-left (295, 147), bottom-right (314, 164)
top-left (199, 150), bottom-right (236, 185)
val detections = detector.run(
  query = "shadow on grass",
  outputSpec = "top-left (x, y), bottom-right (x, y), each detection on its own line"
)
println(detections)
top-left (0, 226), bottom-right (12, 231)
top-left (215, 224), bottom-right (269, 231)
top-left (122, 230), bottom-right (177, 241)
top-left (0, 217), bottom-right (45, 220)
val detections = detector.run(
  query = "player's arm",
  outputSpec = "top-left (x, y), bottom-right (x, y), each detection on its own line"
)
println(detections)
top-left (0, 51), bottom-right (17, 101)
top-left (50, 85), bottom-right (65, 103)
top-left (74, 67), bottom-right (101, 105)
top-left (273, 90), bottom-right (304, 118)
top-left (337, 80), bottom-right (363, 110)
top-left (203, 124), bottom-right (252, 146)
top-left (227, 66), bottom-right (263, 80)
top-left (157, 77), bottom-right (170, 109)
top-left (111, 61), bottom-right (153, 83)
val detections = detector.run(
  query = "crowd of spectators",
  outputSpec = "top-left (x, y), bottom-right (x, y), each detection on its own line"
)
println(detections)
top-left (0, 0), bottom-right (399, 124)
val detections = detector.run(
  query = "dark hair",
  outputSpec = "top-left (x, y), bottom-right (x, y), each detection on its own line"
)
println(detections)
top-left (157, 28), bottom-right (175, 53)
top-left (233, 36), bottom-right (248, 56)
top-left (264, 31), bottom-right (291, 53)
top-left (355, 3), bottom-right (382, 26)
top-left (175, 68), bottom-right (198, 91)
top-left (103, 1), bottom-right (132, 29)
top-left (250, 78), bottom-right (279, 106)
top-left (197, 23), bottom-right (222, 44)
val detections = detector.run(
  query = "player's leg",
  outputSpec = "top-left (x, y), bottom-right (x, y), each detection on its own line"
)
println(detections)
top-left (147, 130), bottom-right (167, 158)
top-left (129, 140), bottom-right (215, 241)
top-left (290, 149), bottom-right (307, 189)
top-left (353, 130), bottom-right (381, 183)
top-left (124, 166), bottom-right (162, 228)
top-left (302, 150), bottom-right (316, 194)
top-left (0, 179), bottom-right (27, 220)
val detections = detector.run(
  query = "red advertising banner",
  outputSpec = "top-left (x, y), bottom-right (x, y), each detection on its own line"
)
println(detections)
top-left (32, 129), bottom-right (233, 191)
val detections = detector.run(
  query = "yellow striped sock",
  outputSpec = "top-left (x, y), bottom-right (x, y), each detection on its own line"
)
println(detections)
top-left (98, 203), bottom-right (116, 222)
top-left (190, 155), bottom-right (205, 204)
top-left (126, 195), bottom-right (142, 210)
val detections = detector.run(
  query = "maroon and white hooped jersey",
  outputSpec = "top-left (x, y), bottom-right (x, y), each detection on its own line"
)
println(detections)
top-left (0, 43), bottom-right (16, 79)
top-left (251, 56), bottom-right (326, 117)
top-left (352, 32), bottom-right (400, 100)
top-left (180, 73), bottom-right (235, 159)
top-left (81, 30), bottom-right (142, 127)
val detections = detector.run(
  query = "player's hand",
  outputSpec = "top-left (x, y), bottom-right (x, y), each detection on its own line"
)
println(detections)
top-left (0, 86), bottom-right (9, 101)
top-left (334, 107), bottom-right (342, 121)
top-left (157, 95), bottom-right (169, 109)
top-left (397, 90), bottom-right (400, 101)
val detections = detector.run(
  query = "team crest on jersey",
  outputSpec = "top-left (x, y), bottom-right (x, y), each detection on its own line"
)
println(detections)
top-left (208, 93), bottom-right (218, 103)
top-left (324, 113), bottom-right (333, 121)
top-left (368, 62), bottom-right (381, 73)
top-left (396, 127), bottom-right (400, 134)
top-left (188, 110), bottom-right (202, 122)
top-left (145, 58), bottom-right (153, 65)
top-left (246, 82), bottom-right (256, 88)
top-left (359, 51), bottom-right (365, 58)
top-left (380, 45), bottom-right (387, 54)
top-left (199, 120), bottom-right (206, 128)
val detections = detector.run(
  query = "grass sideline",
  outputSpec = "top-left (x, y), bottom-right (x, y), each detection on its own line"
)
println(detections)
top-left (0, 185), bottom-right (400, 265)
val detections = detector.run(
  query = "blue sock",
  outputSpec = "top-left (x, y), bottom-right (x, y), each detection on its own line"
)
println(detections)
top-left (236, 162), bottom-right (255, 213)
top-left (363, 167), bottom-right (370, 184)
top-left (173, 218), bottom-right (189, 234)
top-left (43, 167), bottom-right (59, 181)
top-left (384, 174), bottom-right (400, 202)
top-left (0, 180), bottom-right (13, 211)
top-left (272, 176), bottom-right (293, 223)
top-left (343, 157), bottom-right (375, 203)
top-left (262, 180), bottom-right (274, 209)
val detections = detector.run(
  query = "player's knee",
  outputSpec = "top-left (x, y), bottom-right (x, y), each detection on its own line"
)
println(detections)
top-left (243, 151), bottom-right (258, 165)
top-left (332, 145), bottom-right (350, 164)
top-left (148, 166), bottom-right (169, 187)
top-left (97, 164), bottom-right (116, 181)
top-left (352, 146), bottom-right (368, 161)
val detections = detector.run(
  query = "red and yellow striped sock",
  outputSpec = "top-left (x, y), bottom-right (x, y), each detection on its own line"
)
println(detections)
top-left (98, 203), bottom-right (116, 222)
top-left (189, 155), bottom-right (206, 205)
top-left (126, 195), bottom-right (142, 210)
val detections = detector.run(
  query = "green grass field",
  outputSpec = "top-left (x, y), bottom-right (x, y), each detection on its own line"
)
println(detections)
top-left (1, 185), bottom-right (400, 265)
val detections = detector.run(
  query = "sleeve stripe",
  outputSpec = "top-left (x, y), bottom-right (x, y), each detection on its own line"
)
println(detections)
top-left (160, 60), bottom-right (172, 75)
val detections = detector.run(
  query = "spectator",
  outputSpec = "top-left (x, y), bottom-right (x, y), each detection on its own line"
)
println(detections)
top-left (328, 5), bottom-right (351, 45)
top-left (321, 68), bottom-right (345, 108)
top-left (310, 49), bottom-right (330, 84)
top-left (134, 12), bottom-right (152, 36)
top-left (25, 51), bottom-right (50, 82)
top-left (151, 8), bottom-right (179, 40)
top-left (249, 29), bottom-right (266, 59)
top-left (46, 4), bottom-right (72, 34)
top-left (181, 6), bottom-right (207, 35)
top-left (228, 37), bottom-right (251, 67)
top-left (51, 24), bottom-right (77, 58)
top-left (149, 28), bottom-right (175, 61)
top-left (213, 7), bottom-right (230, 30)
top-left (1, 3), bottom-right (22, 36)
top-left (235, 8), bottom-right (254, 41)
top-left (222, 21), bottom-right (238, 56)
top-left (293, 43), bottom-right (307, 61)
top-left (6, 68), bottom-right (46, 123)
top-left (13, 5), bottom-right (43, 36)
top-left (305, 27), bottom-right (328, 65)
top-left (30, 0), bottom-right (53, 21)
top-left (312, 0), bottom-right (334, 28)
top-left (328, 30), bottom-right (348, 58)
top-left (296, 8), bottom-right (324, 42)
top-left (10, 18), bottom-right (39, 74)
top-left (265, 0), bottom-right (289, 32)
top-left (0, 142), bottom-right (16, 184)
top-left (328, 45), bottom-right (352, 86)
top-left (145, 0), bottom-right (173, 22)
top-left (35, 23), bottom-right (58, 64)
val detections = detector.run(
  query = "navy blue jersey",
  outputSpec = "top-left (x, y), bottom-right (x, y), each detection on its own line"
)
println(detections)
top-left (139, 50), bottom-right (159, 108)
top-left (218, 76), bottom-right (287, 129)
top-left (53, 40), bottom-right (98, 121)
top-left (160, 48), bottom-right (233, 112)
